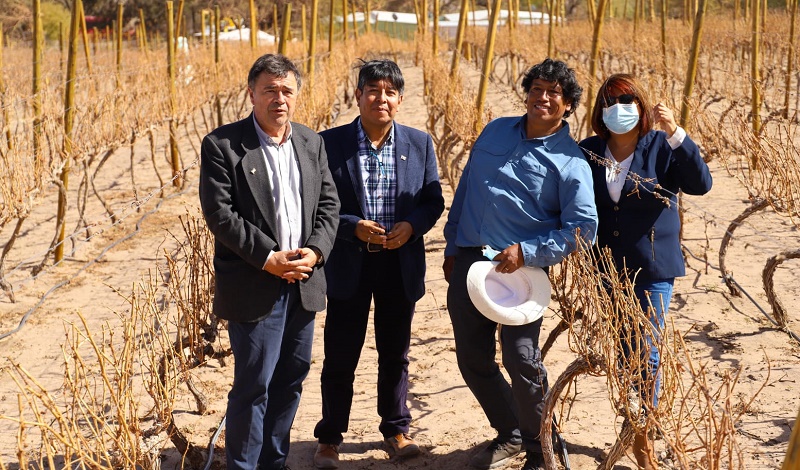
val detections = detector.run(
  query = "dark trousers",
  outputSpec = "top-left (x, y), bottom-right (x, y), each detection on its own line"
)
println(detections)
top-left (226, 283), bottom-right (315, 469)
top-left (314, 250), bottom-right (415, 445)
top-left (447, 248), bottom-right (548, 453)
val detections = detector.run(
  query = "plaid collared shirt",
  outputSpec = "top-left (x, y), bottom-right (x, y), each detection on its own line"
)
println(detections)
top-left (357, 120), bottom-right (397, 230)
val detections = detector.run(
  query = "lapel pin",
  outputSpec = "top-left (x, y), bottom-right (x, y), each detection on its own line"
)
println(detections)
top-left (401, 155), bottom-right (407, 161)
top-left (250, 168), bottom-right (257, 175)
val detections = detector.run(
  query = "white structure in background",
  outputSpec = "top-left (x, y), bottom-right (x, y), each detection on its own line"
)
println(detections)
top-left (336, 11), bottom-right (369, 24)
top-left (438, 10), bottom-right (553, 37)
top-left (369, 10), bottom-right (419, 25)
top-left (218, 27), bottom-right (277, 44)
top-left (340, 9), bottom-right (554, 38)
top-left (195, 27), bottom-right (277, 44)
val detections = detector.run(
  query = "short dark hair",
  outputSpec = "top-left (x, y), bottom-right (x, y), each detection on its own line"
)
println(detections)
top-left (521, 58), bottom-right (582, 118)
top-left (356, 59), bottom-right (404, 95)
top-left (247, 54), bottom-right (302, 90)
top-left (590, 73), bottom-right (653, 140)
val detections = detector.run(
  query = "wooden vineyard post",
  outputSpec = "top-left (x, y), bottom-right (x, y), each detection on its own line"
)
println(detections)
top-left (351, 0), bottom-right (359, 40)
top-left (279, 4), bottom-right (292, 55)
top-left (676, 0), bottom-right (706, 240)
top-left (328, 0), bottom-right (335, 52)
top-left (0, 25), bottom-right (11, 150)
top-left (782, 405), bottom-right (800, 470)
top-left (587, 0), bottom-right (610, 135)
top-left (342, 0), bottom-right (349, 40)
top-left (139, 8), bottom-right (149, 54)
top-left (661, 0), bottom-right (667, 68)
top-left (309, 0), bottom-right (319, 76)
top-left (547, 0), bottom-right (555, 58)
top-left (366, 0), bottom-right (372, 33)
top-left (302, 4), bottom-right (308, 50)
top-left (250, 0), bottom-right (258, 49)
top-left (56, 0), bottom-right (82, 263)
top-left (784, 0), bottom-right (797, 119)
top-left (33, 0), bottom-right (43, 168)
top-left (751, 0), bottom-right (762, 165)
top-left (174, 0), bottom-right (185, 53)
top-left (274, 5), bottom-right (279, 45)
top-left (475, 0), bottom-right (502, 133)
top-left (215, 5), bottom-right (223, 127)
top-left (679, 0), bottom-right (707, 131)
top-left (116, 2), bottom-right (123, 80)
top-left (78, 1), bottom-right (93, 73)
top-left (167, 1), bottom-right (181, 188)
top-left (433, 0), bottom-right (439, 55)
top-left (450, 0), bottom-right (469, 78)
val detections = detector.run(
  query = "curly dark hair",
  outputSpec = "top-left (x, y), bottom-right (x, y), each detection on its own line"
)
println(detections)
top-left (521, 58), bottom-right (583, 118)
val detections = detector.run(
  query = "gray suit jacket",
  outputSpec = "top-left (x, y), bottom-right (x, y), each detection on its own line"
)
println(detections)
top-left (200, 114), bottom-right (340, 322)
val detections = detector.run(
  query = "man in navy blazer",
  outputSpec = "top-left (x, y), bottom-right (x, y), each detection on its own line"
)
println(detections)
top-left (312, 60), bottom-right (444, 469)
top-left (200, 54), bottom-right (339, 469)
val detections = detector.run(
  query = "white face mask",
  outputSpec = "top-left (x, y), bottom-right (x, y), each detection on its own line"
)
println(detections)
top-left (602, 103), bottom-right (640, 135)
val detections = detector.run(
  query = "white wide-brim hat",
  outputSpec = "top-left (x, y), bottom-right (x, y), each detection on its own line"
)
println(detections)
top-left (466, 261), bottom-right (551, 326)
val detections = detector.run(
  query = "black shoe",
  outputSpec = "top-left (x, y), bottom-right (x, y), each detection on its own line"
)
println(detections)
top-left (522, 451), bottom-right (545, 470)
top-left (469, 439), bottom-right (523, 469)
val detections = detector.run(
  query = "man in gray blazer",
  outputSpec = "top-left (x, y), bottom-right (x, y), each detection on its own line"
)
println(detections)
top-left (312, 60), bottom-right (444, 469)
top-left (199, 53), bottom-right (339, 470)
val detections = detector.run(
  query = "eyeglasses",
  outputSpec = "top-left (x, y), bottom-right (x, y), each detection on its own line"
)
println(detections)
top-left (603, 94), bottom-right (637, 106)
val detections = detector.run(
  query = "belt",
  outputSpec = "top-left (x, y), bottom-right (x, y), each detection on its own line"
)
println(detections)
top-left (366, 242), bottom-right (386, 252)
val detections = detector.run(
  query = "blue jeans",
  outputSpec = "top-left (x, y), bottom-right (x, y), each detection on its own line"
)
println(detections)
top-left (621, 278), bottom-right (673, 409)
top-left (225, 283), bottom-right (315, 470)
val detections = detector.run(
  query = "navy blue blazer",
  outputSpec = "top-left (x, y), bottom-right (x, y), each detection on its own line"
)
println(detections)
top-left (321, 118), bottom-right (445, 302)
top-left (579, 130), bottom-right (712, 281)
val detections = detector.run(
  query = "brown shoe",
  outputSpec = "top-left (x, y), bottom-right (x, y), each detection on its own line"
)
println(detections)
top-left (384, 433), bottom-right (421, 457)
top-left (314, 443), bottom-right (340, 469)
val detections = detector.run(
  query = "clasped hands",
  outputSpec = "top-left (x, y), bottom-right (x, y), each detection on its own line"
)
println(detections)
top-left (264, 247), bottom-right (319, 283)
top-left (355, 219), bottom-right (413, 250)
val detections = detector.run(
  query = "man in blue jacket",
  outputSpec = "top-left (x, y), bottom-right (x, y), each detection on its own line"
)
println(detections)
top-left (313, 59), bottom-right (445, 469)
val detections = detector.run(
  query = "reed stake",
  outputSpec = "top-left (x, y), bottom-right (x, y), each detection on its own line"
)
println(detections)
top-left (167, 1), bottom-right (181, 187)
top-left (56, 0), bottom-right (83, 262)
top-left (279, 4), bottom-right (292, 55)
top-left (750, 0), bottom-right (762, 158)
top-left (32, 0), bottom-right (43, 168)
top-left (679, 0), bottom-right (708, 131)
top-left (250, 0), bottom-right (258, 49)
top-left (309, 0), bottom-right (319, 75)
top-left (587, 0), bottom-right (610, 135)
top-left (475, 0), bottom-right (503, 132)
top-left (450, 0), bottom-right (470, 78)
top-left (784, 0), bottom-right (797, 118)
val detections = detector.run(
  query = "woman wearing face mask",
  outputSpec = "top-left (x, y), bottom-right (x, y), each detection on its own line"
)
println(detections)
top-left (579, 74), bottom-right (712, 470)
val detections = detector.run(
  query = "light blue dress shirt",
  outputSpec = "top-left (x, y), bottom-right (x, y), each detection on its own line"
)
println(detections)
top-left (444, 116), bottom-right (598, 268)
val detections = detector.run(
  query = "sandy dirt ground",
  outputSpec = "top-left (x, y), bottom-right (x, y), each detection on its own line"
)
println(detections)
top-left (0, 59), bottom-right (798, 470)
